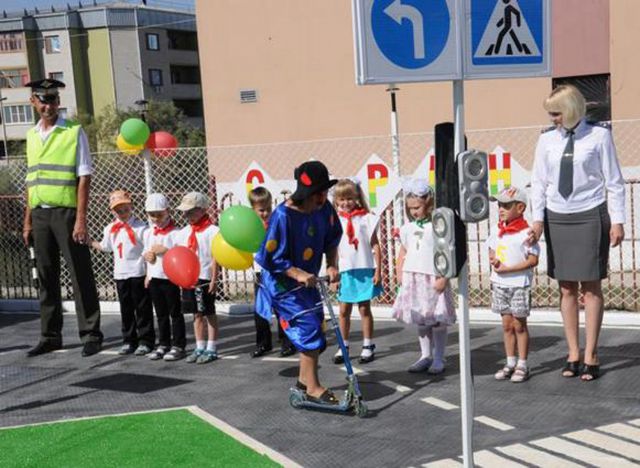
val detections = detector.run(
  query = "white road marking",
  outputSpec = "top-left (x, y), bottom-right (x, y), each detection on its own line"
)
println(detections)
top-left (628, 418), bottom-right (640, 427)
top-left (421, 397), bottom-right (458, 410)
top-left (393, 383), bottom-right (412, 393)
top-left (565, 429), bottom-right (640, 461)
top-left (261, 356), bottom-right (298, 362)
top-left (496, 443), bottom-right (583, 467)
top-left (472, 450), bottom-right (527, 467)
top-left (421, 459), bottom-right (463, 467)
top-left (474, 416), bottom-right (514, 432)
top-left (53, 349), bottom-right (69, 353)
top-left (218, 355), bottom-right (239, 360)
top-left (597, 422), bottom-right (640, 443)
top-left (99, 350), bottom-right (119, 355)
top-left (340, 365), bottom-right (367, 375)
top-left (531, 437), bottom-right (637, 467)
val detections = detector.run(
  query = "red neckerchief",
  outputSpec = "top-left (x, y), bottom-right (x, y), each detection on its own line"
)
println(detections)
top-left (498, 216), bottom-right (529, 238)
top-left (153, 219), bottom-right (175, 236)
top-left (111, 220), bottom-right (136, 245)
top-left (339, 209), bottom-right (368, 250)
top-left (188, 215), bottom-right (213, 252)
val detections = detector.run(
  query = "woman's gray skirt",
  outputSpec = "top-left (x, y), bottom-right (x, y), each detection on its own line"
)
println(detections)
top-left (544, 202), bottom-right (611, 281)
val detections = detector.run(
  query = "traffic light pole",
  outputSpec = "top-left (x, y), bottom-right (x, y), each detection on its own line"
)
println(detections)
top-left (453, 79), bottom-right (474, 468)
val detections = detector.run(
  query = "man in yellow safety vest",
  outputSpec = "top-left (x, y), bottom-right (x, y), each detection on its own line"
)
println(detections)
top-left (22, 78), bottom-right (103, 357)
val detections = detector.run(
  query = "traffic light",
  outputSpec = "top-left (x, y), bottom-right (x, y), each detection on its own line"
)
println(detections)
top-left (458, 149), bottom-right (489, 223)
top-left (432, 207), bottom-right (458, 278)
top-left (434, 123), bottom-right (467, 278)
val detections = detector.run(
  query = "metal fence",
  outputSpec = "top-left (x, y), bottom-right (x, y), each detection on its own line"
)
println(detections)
top-left (1, 121), bottom-right (639, 310)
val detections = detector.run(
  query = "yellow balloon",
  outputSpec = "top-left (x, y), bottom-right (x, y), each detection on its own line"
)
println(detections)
top-left (116, 134), bottom-right (144, 155)
top-left (211, 233), bottom-right (253, 271)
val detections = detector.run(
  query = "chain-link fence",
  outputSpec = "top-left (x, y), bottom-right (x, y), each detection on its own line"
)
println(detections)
top-left (1, 121), bottom-right (639, 310)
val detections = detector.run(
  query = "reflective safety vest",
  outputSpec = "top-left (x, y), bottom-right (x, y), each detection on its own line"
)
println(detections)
top-left (25, 120), bottom-right (80, 208)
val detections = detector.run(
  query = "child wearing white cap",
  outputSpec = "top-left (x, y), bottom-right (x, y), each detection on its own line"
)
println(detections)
top-left (142, 193), bottom-right (186, 361)
top-left (486, 186), bottom-right (540, 382)
top-left (91, 190), bottom-right (154, 355)
top-left (392, 178), bottom-right (456, 375)
top-left (173, 192), bottom-right (220, 364)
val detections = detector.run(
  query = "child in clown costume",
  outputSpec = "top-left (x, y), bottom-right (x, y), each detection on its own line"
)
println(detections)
top-left (255, 161), bottom-right (343, 405)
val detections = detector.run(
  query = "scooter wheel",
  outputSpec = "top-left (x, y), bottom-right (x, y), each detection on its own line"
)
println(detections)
top-left (355, 401), bottom-right (368, 418)
top-left (289, 392), bottom-right (305, 409)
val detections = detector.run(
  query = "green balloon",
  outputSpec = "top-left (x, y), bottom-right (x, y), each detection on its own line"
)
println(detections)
top-left (120, 118), bottom-right (150, 146)
top-left (219, 205), bottom-right (266, 253)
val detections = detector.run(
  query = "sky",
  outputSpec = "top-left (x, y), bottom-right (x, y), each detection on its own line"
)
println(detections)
top-left (2, 0), bottom-right (195, 15)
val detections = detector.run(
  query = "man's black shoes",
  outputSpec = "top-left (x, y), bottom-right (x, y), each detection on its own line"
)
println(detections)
top-left (81, 341), bottom-right (102, 357)
top-left (27, 341), bottom-right (62, 357)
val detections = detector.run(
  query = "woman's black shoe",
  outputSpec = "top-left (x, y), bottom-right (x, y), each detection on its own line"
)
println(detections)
top-left (250, 346), bottom-right (272, 358)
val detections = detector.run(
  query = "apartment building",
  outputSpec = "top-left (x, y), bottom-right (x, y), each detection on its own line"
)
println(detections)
top-left (0, 3), bottom-right (203, 155)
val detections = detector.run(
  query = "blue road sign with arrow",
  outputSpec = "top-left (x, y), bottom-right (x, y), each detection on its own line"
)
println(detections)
top-left (371, 0), bottom-right (450, 69)
top-left (352, 0), bottom-right (462, 84)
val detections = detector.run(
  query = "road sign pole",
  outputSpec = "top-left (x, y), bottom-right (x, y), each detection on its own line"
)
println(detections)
top-left (453, 79), bottom-right (474, 468)
top-left (143, 149), bottom-right (154, 196)
top-left (387, 84), bottom-right (403, 228)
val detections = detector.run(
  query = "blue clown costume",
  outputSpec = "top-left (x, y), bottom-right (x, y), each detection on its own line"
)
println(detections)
top-left (255, 201), bottom-right (342, 352)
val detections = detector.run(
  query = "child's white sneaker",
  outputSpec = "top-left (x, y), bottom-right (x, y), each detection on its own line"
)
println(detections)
top-left (148, 346), bottom-right (168, 360)
top-left (163, 347), bottom-right (186, 361)
top-left (428, 359), bottom-right (446, 375)
top-left (494, 366), bottom-right (515, 380)
top-left (408, 357), bottom-right (433, 373)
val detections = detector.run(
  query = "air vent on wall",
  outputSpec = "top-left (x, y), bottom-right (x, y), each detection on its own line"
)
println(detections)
top-left (240, 89), bottom-right (258, 103)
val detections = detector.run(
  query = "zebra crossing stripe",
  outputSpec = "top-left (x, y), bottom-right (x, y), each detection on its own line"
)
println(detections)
top-left (564, 429), bottom-right (640, 462)
top-left (472, 450), bottom-right (527, 467)
top-left (473, 416), bottom-right (514, 432)
top-left (597, 422), bottom-right (640, 443)
top-left (530, 436), bottom-right (637, 467)
top-left (420, 459), bottom-right (463, 467)
top-left (495, 443), bottom-right (583, 468)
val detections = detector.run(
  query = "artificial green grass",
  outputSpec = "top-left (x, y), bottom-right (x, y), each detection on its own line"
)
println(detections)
top-left (0, 409), bottom-right (281, 468)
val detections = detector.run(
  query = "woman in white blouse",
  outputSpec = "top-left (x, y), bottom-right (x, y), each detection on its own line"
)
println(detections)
top-left (528, 85), bottom-right (625, 382)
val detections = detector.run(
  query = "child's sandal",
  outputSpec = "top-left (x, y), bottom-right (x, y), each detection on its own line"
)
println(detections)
top-left (358, 344), bottom-right (376, 364)
top-left (561, 360), bottom-right (581, 378)
top-left (580, 364), bottom-right (600, 382)
top-left (306, 389), bottom-right (339, 405)
top-left (510, 366), bottom-right (529, 383)
top-left (494, 366), bottom-right (515, 381)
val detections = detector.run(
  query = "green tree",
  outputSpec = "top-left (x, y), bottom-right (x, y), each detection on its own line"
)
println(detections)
top-left (75, 100), bottom-right (206, 152)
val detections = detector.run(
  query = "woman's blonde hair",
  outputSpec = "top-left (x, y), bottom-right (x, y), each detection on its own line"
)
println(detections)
top-left (543, 85), bottom-right (586, 129)
top-left (404, 192), bottom-right (434, 221)
top-left (333, 178), bottom-right (369, 211)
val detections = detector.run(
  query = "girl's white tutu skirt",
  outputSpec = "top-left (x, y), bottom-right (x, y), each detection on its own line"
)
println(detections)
top-left (392, 271), bottom-right (456, 327)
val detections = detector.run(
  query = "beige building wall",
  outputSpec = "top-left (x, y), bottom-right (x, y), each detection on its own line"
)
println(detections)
top-left (610, 0), bottom-right (640, 120)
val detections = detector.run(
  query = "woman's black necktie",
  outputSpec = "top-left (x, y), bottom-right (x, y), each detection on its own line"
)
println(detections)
top-left (558, 129), bottom-right (575, 199)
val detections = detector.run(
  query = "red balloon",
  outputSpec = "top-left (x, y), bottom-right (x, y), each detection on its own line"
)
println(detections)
top-left (146, 131), bottom-right (178, 157)
top-left (162, 246), bottom-right (200, 289)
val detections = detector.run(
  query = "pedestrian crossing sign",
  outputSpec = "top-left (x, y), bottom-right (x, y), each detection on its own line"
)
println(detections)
top-left (464, 0), bottom-right (550, 79)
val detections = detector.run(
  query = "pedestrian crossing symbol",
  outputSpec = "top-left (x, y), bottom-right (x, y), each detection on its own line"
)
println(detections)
top-left (471, 0), bottom-right (544, 65)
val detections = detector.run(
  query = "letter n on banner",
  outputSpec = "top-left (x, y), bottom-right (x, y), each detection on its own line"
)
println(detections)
top-left (367, 163), bottom-right (389, 208)
top-left (489, 147), bottom-right (511, 195)
top-left (245, 168), bottom-right (265, 194)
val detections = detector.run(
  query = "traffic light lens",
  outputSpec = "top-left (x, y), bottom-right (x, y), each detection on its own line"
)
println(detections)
top-left (433, 215), bottom-right (447, 237)
top-left (434, 252), bottom-right (449, 276)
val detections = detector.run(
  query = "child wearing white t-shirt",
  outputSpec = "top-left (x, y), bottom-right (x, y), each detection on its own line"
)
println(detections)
top-left (174, 192), bottom-right (220, 364)
top-left (333, 178), bottom-right (382, 365)
top-left (486, 186), bottom-right (540, 383)
top-left (392, 179), bottom-right (456, 374)
top-left (92, 190), bottom-right (154, 355)
top-left (142, 193), bottom-right (186, 361)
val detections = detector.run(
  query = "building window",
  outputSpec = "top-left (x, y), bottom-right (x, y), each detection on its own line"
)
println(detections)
top-left (240, 89), bottom-right (258, 104)
top-left (0, 68), bottom-right (29, 88)
top-left (170, 65), bottom-right (200, 85)
top-left (149, 69), bottom-right (163, 86)
top-left (45, 36), bottom-right (61, 54)
top-left (146, 33), bottom-right (159, 51)
top-left (173, 99), bottom-right (203, 118)
top-left (0, 33), bottom-right (24, 53)
top-left (3, 105), bottom-right (34, 124)
top-left (48, 71), bottom-right (64, 82)
top-left (58, 108), bottom-right (68, 119)
top-left (167, 30), bottom-right (197, 51)
top-left (552, 74), bottom-right (611, 122)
